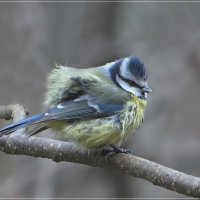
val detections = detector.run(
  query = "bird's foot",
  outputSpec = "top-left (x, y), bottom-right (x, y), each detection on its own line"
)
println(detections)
top-left (110, 145), bottom-right (132, 155)
top-left (100, 145), bottom-right (133, 157)
top-left (100, 149), bottom-right (115, 157)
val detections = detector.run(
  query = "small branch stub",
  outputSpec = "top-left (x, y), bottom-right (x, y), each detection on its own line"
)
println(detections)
top-left (0, 105), bottom-right (28, 122)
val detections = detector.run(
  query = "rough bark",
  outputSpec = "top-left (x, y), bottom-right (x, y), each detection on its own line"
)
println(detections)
top-left (0, 104), bottom-right (199, 198)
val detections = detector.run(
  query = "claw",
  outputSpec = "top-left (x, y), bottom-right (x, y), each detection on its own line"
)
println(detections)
top-left (100, 148), bottom-right (116, 157)
top-left (110, 145), bottom-right (133, 155)
top-left (100, 145), bottom-right (133, 157)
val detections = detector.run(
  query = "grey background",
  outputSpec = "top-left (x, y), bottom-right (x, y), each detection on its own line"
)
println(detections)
top-left (0, 2), bottom-right (200, 198)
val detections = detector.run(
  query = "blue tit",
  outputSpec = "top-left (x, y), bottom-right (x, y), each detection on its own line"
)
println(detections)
top-left (0, 56), bottom-right (151, 153)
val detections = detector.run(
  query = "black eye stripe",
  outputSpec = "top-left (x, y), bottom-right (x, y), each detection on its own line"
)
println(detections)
top-left (118, 73), bottom-right (142, 89)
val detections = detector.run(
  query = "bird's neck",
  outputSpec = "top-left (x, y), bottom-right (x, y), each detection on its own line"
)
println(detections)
top-left (131, 94), bottom-right (147, 110)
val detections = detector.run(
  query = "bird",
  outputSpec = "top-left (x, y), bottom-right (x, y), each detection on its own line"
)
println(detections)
top-left (0, 56), bottom-right (151, 154)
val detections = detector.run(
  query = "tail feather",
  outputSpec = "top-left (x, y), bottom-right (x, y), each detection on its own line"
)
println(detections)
top-left (0, 113), bottom-right (45, 136)
top-left (26, 126), bottom-right (49, 137)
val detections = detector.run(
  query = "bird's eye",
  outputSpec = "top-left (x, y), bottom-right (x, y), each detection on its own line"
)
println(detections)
top-left (126, 79), bottom-right (142, 89)
top-left (117, 73), bottom-right (142, 89)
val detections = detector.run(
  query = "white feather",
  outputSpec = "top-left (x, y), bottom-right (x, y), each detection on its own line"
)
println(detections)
top-left (119, 58), bottom-right (134, 81)
top-left (116, 74), bottom-right (141, 97)
top-left (57, 103), bottom-right (66, 109)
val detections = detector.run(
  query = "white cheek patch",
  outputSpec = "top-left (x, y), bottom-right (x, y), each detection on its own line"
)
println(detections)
top-left (116, 74), bottom-right (142, 97)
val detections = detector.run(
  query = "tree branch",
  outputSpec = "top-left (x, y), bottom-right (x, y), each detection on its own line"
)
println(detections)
top-left (0, 105), bottom-right (199, 197)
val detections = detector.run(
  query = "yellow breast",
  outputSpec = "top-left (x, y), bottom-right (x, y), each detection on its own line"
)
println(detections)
top-left (50, 95), bottom-right (147, 149)
top-left (119, 94), bottom-right (147, 144)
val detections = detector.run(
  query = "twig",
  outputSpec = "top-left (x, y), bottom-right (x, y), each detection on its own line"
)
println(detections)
top-left (0, 105), bottom-right (199, 197)
top-left (0, 105), bottom-right (28, 122)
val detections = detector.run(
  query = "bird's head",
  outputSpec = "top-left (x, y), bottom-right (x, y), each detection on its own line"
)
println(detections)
top-left (109, 56), bottom-right (152, 100)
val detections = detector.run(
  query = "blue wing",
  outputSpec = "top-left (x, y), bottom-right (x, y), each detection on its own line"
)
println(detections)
top-left (42, 97), bottom-right (123, 121)
top-left (0, 113), bottom-right (45, 136)
top-left (0, 96), bottom-right (124, 136)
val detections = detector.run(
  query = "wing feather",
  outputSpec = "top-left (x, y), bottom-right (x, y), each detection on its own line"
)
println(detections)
top-left (42, 96), bottom-right (124, 122)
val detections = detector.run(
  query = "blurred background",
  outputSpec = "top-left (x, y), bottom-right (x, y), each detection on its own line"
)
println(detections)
top-left (0, 1), bottom-right (200, 198)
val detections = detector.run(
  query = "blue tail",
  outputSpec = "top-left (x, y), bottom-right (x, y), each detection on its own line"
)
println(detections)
top-left (0, 112), bottom-right (45, 136)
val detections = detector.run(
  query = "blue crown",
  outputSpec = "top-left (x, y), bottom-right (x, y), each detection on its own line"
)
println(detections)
top-left (128, 56), bottom-right (147, 80)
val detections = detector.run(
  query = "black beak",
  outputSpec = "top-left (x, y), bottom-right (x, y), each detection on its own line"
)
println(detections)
top-left (142, 85), bottom-right (152, 93)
